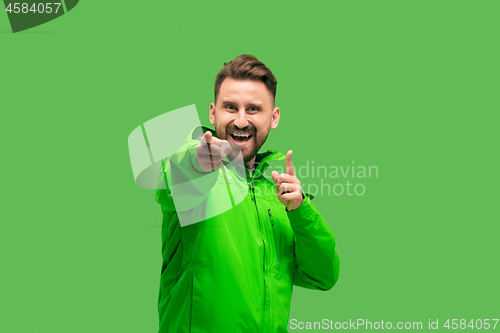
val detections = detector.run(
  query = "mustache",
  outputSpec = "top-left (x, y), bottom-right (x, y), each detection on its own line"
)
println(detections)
top-left (225, 125), bottom-right (256, 134)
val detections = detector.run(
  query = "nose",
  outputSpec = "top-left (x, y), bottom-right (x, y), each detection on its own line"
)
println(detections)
top-left (233, 109), bottom-right (249, 129)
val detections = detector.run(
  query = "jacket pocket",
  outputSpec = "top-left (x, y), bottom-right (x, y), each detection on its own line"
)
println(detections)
top-left (268, 209), bottom-right (280, 265)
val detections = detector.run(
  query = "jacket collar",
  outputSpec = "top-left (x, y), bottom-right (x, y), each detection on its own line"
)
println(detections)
top-left (252, 150), bottom-right (285, 180)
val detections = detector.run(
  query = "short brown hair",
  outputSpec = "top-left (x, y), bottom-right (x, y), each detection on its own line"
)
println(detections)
top-left (214, 54), bottom-right (277, 103)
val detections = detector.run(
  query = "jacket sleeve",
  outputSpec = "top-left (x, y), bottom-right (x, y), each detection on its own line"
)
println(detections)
top-left (154, 137), bottom-right (214, 311)
top-left (155, 183), bottom-right (183, 308)
top-left (162, 138), bottom-right (219, 213)
top-left (286, 195), bottom-right (340, 291)
top-left (154, 131), bottom-right (213, 276)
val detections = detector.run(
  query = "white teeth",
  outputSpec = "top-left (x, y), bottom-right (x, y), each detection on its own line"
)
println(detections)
top-left (231, 132), bottom-right (252, 138)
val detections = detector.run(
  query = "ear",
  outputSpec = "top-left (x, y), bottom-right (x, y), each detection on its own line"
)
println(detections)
top-left (270, 107), bottom-right (280, 129)
top-left (209, 103), bottom-right (216, 125)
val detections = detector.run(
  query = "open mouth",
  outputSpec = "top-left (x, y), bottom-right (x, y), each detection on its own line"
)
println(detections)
top-left (229, 131), bottom-right (253, 144)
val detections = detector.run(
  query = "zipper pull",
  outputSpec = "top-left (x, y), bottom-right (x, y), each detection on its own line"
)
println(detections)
top-left (268, 208), bottom-right (279, 265)
top-left (248, 182), bottom-right (255, 202)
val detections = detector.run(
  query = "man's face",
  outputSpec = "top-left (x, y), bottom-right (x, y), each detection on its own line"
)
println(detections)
top-left (210, 78), bottom-right (280, 166)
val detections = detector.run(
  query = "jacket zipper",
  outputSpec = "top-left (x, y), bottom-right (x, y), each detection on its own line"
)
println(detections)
top-left (268, 209), bottom-right (279, 265)
top-left (249, 182), bottom-right (266, 272)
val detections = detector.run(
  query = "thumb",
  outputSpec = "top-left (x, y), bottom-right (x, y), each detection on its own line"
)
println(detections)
top-left (271, 171), bottom-right (279, 185)
top-left (220, 141), bottom-right (232, 159)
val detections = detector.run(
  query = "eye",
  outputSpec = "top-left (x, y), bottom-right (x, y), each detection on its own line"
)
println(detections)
top-left (225, 105), bottom-right (236, 111)
top-left (248, 107), bottom-right (260, 112)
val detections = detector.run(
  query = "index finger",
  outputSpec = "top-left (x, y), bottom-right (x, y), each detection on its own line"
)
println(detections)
top-left (286, 150), bottom-right (295, 176)
top-left (203, 131), bottom-right (213, 144)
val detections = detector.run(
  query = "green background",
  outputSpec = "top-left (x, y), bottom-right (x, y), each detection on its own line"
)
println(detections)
top-left (1, 1), bottom-right (499, 332)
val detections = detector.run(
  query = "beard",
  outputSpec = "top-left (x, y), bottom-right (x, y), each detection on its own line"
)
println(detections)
top-left (214, 120), bottom-right (270, 165)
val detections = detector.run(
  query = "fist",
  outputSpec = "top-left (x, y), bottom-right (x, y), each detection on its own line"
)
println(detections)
top-left (271, 150), bottom-right (304, 211)
top-left (196, 131), bottom-right (232, 172)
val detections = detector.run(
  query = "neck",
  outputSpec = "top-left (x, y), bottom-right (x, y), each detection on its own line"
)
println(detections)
top-left (245, 156), bottom-right (257, 175)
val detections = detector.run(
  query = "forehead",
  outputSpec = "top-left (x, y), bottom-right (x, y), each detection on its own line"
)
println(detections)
top-left (218, 78), bottom-right (273, 106)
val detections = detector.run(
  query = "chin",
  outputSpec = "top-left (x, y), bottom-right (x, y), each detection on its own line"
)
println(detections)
top-left (243, 153), bottom-right (256, 164)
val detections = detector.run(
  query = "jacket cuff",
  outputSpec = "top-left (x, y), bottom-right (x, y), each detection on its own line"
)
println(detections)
top-left (286, 194), bottom-right (316, 228)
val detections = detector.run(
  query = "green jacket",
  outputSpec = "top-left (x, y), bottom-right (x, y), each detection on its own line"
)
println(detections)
top-left (155, 126), bottom-right (340, 333)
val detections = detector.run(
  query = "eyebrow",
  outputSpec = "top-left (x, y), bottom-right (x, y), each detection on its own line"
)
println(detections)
top-left (247, 103), bottom-right (263, 109)
top-left (221, 100), bottom-right (264, 109)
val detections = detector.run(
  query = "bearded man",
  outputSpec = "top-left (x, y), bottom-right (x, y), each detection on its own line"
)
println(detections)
top-left (155, 54), bottom-right (340, 333)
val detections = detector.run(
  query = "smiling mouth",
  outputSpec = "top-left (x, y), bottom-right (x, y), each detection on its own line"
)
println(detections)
top-left (229, 131), bottom-right (253, 144)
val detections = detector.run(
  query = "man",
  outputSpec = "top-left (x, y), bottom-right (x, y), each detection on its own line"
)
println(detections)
top-left (155, 54), bottom-right (340, 332)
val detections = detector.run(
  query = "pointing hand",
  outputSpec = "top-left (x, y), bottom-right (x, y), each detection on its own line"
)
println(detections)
top-left (196, 131), bottom-right (232, 172)
top-left (271, 150), bottom-right (304, 211)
